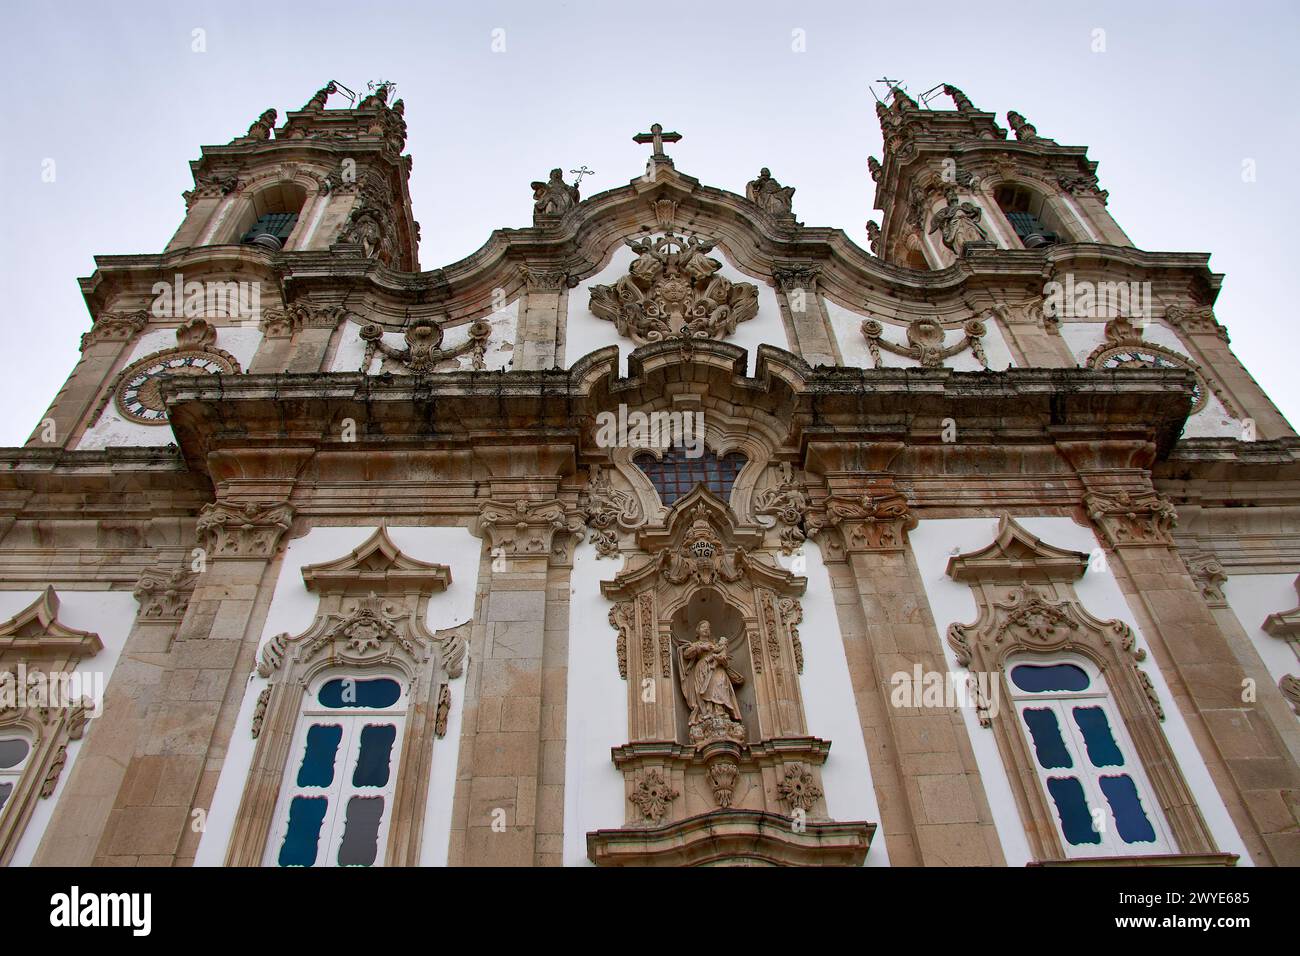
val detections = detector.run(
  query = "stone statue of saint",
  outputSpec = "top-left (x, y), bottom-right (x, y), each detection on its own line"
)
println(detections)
top-left (679, 620), bottom-right (744, 735)
top-left (531, 168), bottom-right (580, 217)
top-left (745, 168), bottom-right (795, 217)
top-left (929, 187), bottom-right (988, 255)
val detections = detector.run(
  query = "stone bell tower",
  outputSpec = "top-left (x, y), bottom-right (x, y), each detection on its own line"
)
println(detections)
top-left (166, 81), bottom-right (418, 267)
top-left (867, 84), bottom-right (1129, 269)
top-left (26, 82), bottom-right (420, 451)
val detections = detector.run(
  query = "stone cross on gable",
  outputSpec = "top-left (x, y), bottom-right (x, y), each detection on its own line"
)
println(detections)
top-left (633, 123), bottom-right (682, 165)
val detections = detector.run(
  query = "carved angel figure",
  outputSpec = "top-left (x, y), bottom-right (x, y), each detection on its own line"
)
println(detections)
top-left (929, 187), bottom-right (987, 255)
top-left (679, 620), bottom-right (744, 729)
top-left (531, 168), bottom-right (579, 217)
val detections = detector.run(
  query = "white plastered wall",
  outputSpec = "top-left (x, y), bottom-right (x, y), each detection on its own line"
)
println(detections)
top-left (76, 326), bottom-right (264, 449)
top-left (909, 516), bottom-right (1251, 866)
top-left (1223, 572), bottom-right (1300, 698)
top-left (192, 525), bottom-right (480, 867)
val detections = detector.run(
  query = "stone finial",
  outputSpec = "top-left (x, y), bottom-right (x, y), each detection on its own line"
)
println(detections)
top-left (301, 82), bottom-right (336, 112)
top-left (1007, 110), bottom-right (1041, 143)
top-left (236, 109), bottom-right (277, 143)
top-left (865, 220), bottom-right (881, 254)
top-left (868, 156), bottom-right (883, 183)
top-left (943, 84), bottom-right (977, 112)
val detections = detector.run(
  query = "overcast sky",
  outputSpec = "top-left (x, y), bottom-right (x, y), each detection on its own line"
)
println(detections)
top-left (1, 0), bottom-right (1296, 446)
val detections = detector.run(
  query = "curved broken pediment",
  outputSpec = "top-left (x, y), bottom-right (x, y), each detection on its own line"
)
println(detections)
top-left (301, 526), bottom-right (452, 595)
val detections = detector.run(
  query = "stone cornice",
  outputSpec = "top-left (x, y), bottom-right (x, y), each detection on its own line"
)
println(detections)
top-left (76, 163), bottom-right (1224, 325)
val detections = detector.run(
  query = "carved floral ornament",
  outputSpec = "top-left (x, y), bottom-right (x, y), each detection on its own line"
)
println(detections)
top-left (588, 232), bottom-right (759, 345)
top-left (227, 528), bottom-right (465, 867)
top-left (133, 566), bottom-right (198, 622)
top-left (943, 516), bottom-right (1219, 861)
top-left (0, 588), bottom-right (101, 865)
top-left (1083, 487), bottom-right (1177, 548)
top-left (861, 317), bottom-right (989, 369)
top-left (360, 316), bottom-right (491, 373)
top-left (588, 488), bottom-right (873, 865)
top-left (805, 490), bottom-right (917, 555)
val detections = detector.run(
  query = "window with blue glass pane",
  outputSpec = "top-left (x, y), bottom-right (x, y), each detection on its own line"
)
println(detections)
top-left (319, 677), bottom-right (402, 709)
top-left (1099, 775), bottom-right (1157, 844)
top-left (633, 446), bottom-right (747, 505)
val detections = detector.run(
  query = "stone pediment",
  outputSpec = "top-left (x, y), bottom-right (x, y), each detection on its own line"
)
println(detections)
top-left (946, 515), bottom-right (1089, 583)
top-left (0, 588), bottom-right (102, 660)
top-left (300, 526), bottom-right (452, 595)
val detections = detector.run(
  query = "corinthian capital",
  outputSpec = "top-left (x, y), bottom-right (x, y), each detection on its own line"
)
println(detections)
top-left (196, 501), bottom-right (295, 559)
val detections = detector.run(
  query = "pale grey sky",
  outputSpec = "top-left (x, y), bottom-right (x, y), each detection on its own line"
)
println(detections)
top-left (1, 0), bottom-right (1296, 445)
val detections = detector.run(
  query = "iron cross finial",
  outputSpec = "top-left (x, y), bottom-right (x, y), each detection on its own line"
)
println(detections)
top-left (570, 166), bottom-right (595, 188)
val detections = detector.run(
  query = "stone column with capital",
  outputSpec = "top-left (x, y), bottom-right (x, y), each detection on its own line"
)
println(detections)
top-left (448, 447), bottom-right (580, 866)
top-left (1061, 439), bottom-right (1300, 865)
top-left (85, 488), bottom-right (298, 866)
top-left (804, 441), bottom-right (1005, 866)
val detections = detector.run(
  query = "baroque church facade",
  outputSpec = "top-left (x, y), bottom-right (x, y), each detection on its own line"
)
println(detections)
top-left (1, 81), bottom-right (1297, 867)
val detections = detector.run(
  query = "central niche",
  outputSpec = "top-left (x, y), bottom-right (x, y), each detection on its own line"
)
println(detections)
top-left (671, 589), bottom-right (754, 746)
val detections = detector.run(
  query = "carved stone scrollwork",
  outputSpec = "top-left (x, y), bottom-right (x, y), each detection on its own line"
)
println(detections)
top-left (806, 490), bottom-right (916, 555)
top-left (1084, 488), bottom-right (1177, 547)
top-left (588, 232), bottom-right (759, 345)
top-left (1164, 304), bottom-right (1229, 343)
top-left (195, 501), bottom-right (295, 559)
top-left (360, 316), bottom-right (491, 373)
top-left (752, 462), bottom-right (809, 555)
top-left (1184, 551), bottom-right (1228, 607)
top-left (861, 317), bottom-right (988, 369)
top-left (80, 310), bottom-right (149, 351)
top-left (133, 566), bottom-right (198, 622)
top-left (579, 464), bottom-right (644, 558)
top-left (1280, 675), bottom-right (1300, 715)
top-left (478, 498), bottom-right (581, 561)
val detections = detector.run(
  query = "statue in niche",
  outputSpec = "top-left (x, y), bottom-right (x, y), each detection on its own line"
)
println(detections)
top-left (745, 168), bottom-right (796, 217)
top-left (531, 168), bottom-right (580, 217)
top-left (679, 620), bottom-right (746, 745)
top-left (929, 187), bottom-right (987, 255)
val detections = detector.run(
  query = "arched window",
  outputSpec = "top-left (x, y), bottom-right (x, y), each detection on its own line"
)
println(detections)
top-left (267, 673), bottom-right (407, 867)
top-left (230, 182), bottom-right (308, 251)
top-left (1008, 654), bottom-right (1172, 858)
top-left (0, 732), bottom-right (33, 816)
top-left (994, 185), bottom-right (1065, 248)
top-left (633, 445), bottom-right (747, 506)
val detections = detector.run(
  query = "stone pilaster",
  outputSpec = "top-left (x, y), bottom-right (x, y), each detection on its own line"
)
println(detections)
top-left (26, 311), bottom-right (148, 448)
top-left (515, 268), bottom-right (569, 370)
top-left (773, 266), bottom-right (839, 368)
top-left (90, 497), bottom-right (295, 866)
top-left (805, 441), bottom-right (1005, 866)
top-left (450, 487), bottom-right (579, 866)
top-left (285, 304), bottom-right (348, 372)
top-left (1062, 440), bottom-right (1300, 865)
